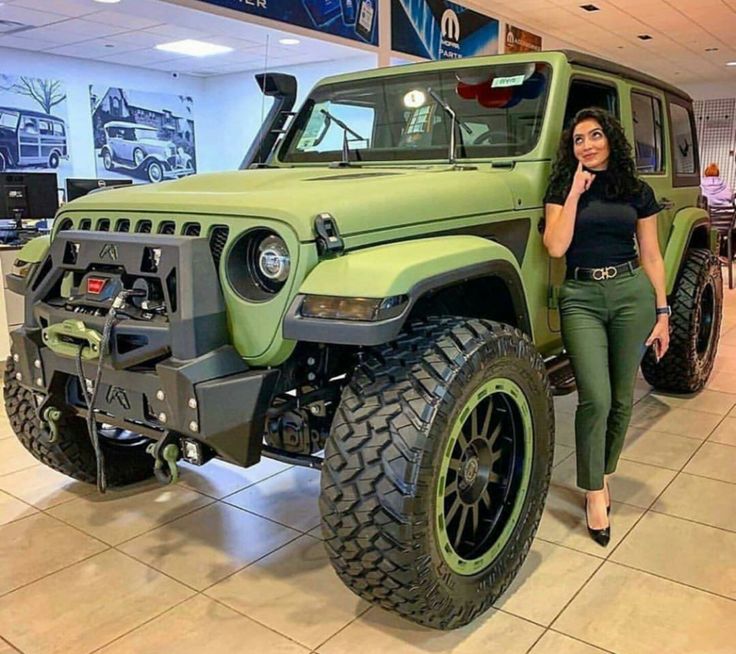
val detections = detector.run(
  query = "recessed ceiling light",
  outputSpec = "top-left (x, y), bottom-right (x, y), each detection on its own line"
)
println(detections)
top-left (155, 39), bottom-right (233, 57)
top-left (279, 38), bottom-right (300, 45)
top-left (93, 0), bottom-right (122, 4)
top-left (580, 4), bottom-right (600, 11)
top-left (637, 34), bottom-right (653, 40)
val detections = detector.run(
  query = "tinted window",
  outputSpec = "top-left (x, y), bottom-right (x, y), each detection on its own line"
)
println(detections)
top-left (671, 102), bottom-right (696, 175)
top-left (631, 92), bottom-right (664, 173)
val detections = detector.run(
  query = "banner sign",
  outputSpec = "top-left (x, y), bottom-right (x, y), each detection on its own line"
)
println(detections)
top-left (195, 0), bottom-right (378, 46)
top-left (391, 0), bottom-right (499, 60)
top-left (505, 24), bottom-right (542, 53)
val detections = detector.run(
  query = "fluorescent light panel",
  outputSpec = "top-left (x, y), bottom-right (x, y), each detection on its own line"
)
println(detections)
top-left (155, 39), bottom-right (233, 57)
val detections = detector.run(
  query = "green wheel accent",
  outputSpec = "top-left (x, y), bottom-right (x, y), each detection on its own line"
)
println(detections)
top-left (435, 377), bottom-right (533, 575)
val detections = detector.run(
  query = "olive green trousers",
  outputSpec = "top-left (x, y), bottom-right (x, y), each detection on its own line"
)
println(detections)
top-left (559, 266), bottom-right (656, 491)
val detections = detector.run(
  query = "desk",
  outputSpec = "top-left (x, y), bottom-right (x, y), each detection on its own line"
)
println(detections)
top-left (0, 246), bottom-right (23, 360)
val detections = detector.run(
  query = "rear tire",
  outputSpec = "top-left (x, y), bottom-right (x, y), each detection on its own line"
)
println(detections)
top-left (641, 248), bottom-right (722, 392)
top-left (320, 318), bottom-right (554, 629)
top-left (3, 357), bottom-right (153, 487)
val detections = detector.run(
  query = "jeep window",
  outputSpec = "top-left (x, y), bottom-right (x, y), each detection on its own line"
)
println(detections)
top-left (670, 102), bottom-right (697, 175)
top-left (0, 110), bottom-right (19, 130)
top-left (39, 120), bottom-right (53, 136)
top-left (631, 91), bottom-right (664, 174)
top-left (53, 122), bottom-right (65, 136)
top-left (280, 63), bottom-right (551, 163)
top-left (564, 78), bottom-right (619, 128)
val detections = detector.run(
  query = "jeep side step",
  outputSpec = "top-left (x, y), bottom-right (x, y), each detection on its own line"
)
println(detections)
top-left (546, 355), bottom-right (577, 396)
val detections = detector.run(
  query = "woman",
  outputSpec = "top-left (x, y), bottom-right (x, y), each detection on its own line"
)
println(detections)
top-left (543, 107), bottom-right (670, 546)
top-left (701, 163), bottom-right (734, 208)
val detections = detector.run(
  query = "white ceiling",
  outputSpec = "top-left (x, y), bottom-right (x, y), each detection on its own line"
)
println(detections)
top-left (0, 0), bottom-right (734, 86)
top-left (491, 0), bottom-right (736, 86)
top-left (0, 0), bottom-right (368, 76)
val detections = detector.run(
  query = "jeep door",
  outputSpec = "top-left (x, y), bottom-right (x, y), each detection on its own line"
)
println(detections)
top-left (628, 87), bottom-right (674, 250)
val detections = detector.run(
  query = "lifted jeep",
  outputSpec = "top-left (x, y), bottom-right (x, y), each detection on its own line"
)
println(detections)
top-left (3, 50), bottom-right (721, 629)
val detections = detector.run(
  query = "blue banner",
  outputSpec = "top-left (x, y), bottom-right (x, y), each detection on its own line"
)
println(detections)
top-left (194, 0), bottom-right (378, 46)
top-left (391, 0), bottom-right (498, 60)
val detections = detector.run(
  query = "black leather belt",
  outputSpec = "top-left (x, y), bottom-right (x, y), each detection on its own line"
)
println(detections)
top-left (566, 260), bottom-right (639, 281)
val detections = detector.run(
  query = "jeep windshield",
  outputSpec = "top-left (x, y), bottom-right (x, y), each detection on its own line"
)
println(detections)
top-left (279, 62), bottom-right (551, 164)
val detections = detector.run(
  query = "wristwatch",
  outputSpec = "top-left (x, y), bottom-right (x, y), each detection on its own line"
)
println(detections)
top-left (656, 306), bottom-right (672, 317)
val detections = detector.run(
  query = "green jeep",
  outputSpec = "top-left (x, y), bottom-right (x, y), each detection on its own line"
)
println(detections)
top-left (3, 50), bottom-right (721, 629)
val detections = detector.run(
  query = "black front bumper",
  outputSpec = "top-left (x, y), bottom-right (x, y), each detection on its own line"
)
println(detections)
top-left (9, 230), bottom-right (279, 468)
top-left (11, 328), bottom-right (279, 467)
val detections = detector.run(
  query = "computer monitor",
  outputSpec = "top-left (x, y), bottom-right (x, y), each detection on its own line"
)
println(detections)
top-left (0, 172), bottom-right (58, 228)
top-left (66, 177), bottom-right (133, 202)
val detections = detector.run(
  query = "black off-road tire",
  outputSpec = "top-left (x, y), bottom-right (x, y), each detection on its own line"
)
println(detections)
top-left (320, 318), bottom-right (554, 629)
top-left (3, 357), bottom-right (153, 487)
top-left (641, 248), bottom-right (722, 393)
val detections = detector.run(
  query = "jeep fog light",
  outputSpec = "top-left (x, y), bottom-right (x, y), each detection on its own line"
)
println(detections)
top-left (301, 294), bottom-right (408, 321)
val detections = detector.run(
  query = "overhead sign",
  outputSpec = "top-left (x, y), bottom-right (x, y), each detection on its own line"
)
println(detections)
top-left (391, 0), bottom-right (499, 60)
top-left (194, 0), bottom-right (378, 46)
top-left (505, 24), bottom-right (542, 53)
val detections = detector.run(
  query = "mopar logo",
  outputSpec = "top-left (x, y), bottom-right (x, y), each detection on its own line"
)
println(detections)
top-left (106, 386), bottom-right (130, 410)
top-left (99, 243), bottom-right (119, 261)
top-left (441, 9), bottom-right (460, 42)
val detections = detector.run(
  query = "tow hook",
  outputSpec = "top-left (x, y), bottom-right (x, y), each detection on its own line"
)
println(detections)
top-left (146, 434), bottom-right (180, 485)
top-left (42, 406), bottom-right (62, 444)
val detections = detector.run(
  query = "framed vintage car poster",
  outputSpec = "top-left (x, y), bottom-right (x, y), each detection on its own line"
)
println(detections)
top-left (89, 85), bottom-right (197, 184)
top-left (0, 74), bottom-right (71, 181)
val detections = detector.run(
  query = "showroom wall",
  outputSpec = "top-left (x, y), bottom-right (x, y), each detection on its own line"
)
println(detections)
top-left (0, 46), bottom-right (206, 181)
top-left (1, 45), bottom-right (376, 178)
top-left (197, 53), bottom-right (377, 172)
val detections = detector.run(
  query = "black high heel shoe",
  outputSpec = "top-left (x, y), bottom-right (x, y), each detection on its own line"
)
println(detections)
top-left (585, 498), bottom-right (611, 547)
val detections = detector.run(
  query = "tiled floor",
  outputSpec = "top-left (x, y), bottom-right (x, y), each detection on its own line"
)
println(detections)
top-left (2, 293), bottom-right (736, 654)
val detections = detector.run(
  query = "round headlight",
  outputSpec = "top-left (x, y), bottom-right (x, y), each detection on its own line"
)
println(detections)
top-left (257, 235), bottom-right (290, 282)
top-left (226, 228), bottom-right (291, 301)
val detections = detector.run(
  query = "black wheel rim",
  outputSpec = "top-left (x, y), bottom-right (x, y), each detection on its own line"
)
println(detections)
top-left (437, 379), bottom-right (532, 573)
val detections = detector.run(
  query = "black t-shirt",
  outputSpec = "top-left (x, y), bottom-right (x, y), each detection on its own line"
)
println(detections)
top-left (543, 171), bottom-right (662, 269)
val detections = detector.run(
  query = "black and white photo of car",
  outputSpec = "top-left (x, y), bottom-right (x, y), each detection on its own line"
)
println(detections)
top-left (90, 85), bottom-right (197, 185)
top-left (100, 121), bottom-right (194, 183)
top-left (0, 106), bottom-right (69, 171)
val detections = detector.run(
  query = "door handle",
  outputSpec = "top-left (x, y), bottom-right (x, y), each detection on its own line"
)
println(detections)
top-left (660, 197), bottom-right (675, 210)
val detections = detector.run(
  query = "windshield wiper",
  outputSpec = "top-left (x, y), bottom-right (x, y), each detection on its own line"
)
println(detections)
top-left (427, 87), bottom-right (472, 165)
top-left (319, 108), bottom-right (366, 167)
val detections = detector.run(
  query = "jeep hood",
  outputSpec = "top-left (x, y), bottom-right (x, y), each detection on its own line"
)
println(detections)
top-left (63, 167), bottom-right (518, 241)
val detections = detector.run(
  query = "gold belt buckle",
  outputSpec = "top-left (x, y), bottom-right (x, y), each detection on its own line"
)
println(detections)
top-left (592, 266), bottom-right (618, 280)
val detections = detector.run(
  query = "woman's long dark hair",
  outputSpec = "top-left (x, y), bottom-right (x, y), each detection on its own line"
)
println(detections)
top-left (547, 107), bottom-right (641, 201)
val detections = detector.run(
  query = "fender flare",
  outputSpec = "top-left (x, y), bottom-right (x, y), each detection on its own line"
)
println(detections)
top-left (663, 208), bottom-right (712, 295)
top-left (283, 235), bottom-right (531, 346)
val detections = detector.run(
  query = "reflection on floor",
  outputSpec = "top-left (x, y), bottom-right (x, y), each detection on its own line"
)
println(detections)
top-left (2, 289), bottom-right (736, 654)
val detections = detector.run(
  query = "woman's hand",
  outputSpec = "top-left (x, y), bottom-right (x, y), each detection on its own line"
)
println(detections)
top-left (646, 316), bottom-right (670, 362)
top-left (570, 162), bottom-right (596, 197)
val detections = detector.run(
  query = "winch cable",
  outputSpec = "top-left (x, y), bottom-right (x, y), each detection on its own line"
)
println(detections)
top-left (74, 289), bottom-right (144, 494)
